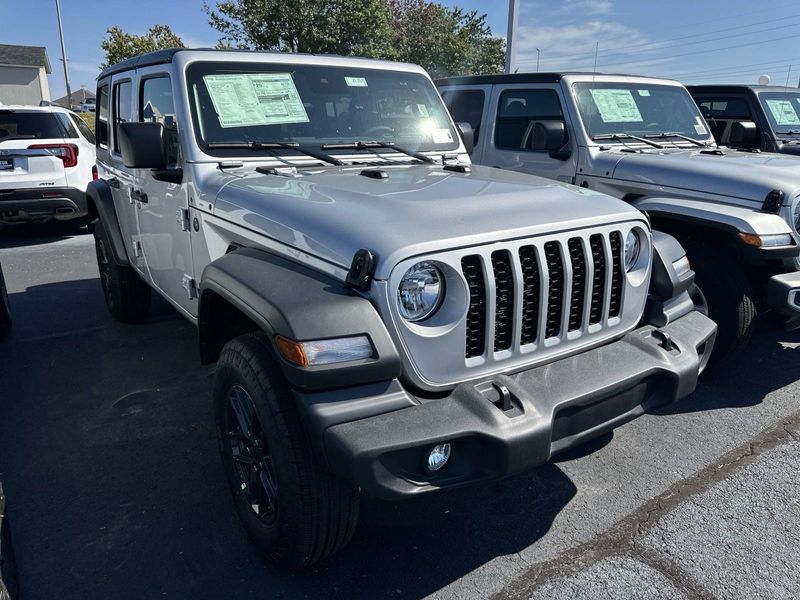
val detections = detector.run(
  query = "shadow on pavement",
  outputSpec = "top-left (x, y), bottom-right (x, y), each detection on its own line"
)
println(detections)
top-left (658, 319), bottom-right (800, 415)
top-left (0, 278), bottom-right (578, 600)
top-left (0, 220), bottom-right (90, 249)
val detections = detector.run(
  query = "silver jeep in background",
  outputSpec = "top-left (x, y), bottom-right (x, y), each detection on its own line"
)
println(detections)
top-left (439, 72), bottom-right (800, 362)
top-left (88, 50), bottom-right (715, 568)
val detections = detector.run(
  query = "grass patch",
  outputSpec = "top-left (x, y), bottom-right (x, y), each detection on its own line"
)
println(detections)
top-left (77, 112), bottom-right (95, 134)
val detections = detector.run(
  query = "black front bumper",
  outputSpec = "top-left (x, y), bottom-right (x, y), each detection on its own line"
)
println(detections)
top-left (767, 271), bottom-right (800, 316)
top-left (297, 310), bottom-right (716, 499)
top-left (0, 187), bottom-right (88, 222)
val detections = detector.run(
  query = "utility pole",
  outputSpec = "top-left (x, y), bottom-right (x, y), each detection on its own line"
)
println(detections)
top-left (536, 48), bottom-right (540, 72)
top-left (505, 0), bottom-right (519, 74)
top-left (55, 0), bottom-right (72, 107)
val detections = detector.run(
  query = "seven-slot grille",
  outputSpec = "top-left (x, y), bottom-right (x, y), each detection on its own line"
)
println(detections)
top-left (462, 231), bottom-right (625, 359)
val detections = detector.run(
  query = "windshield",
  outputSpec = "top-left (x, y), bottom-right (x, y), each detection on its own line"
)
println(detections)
top-left (758, 92), bottom-right (800, 134)
top-left (572, 82), bottom-right (710, 141)
top-left (186, 61), bottom-right (459, 158)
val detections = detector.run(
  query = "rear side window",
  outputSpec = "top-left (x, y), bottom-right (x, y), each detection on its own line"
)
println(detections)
top-left (69, 114), bottom-right (96, 144)
top-left (442, 89), bottom-right (485, 142)
top-left (97, 84), bottom-right (109, 148)
top-left (55, 113), bottom-right (78, 138)
top-left (495, 89), bottom-right (564, 151)
top-left (696, 97), bottom-right (753, 119)
top-left (140, 76), bottom-right (179, 166)
top-left (0, 110), bottom-right (72, 142)
top-left (112, 80), bottom-right (132, 153)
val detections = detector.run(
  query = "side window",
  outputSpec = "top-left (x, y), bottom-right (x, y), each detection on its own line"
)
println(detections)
top-left (495, 89), bottom-right (565, 152)
top-left (695, 96), bottom-right (754, 145)
top-left (54, 113), bottom-right (78, 138)
top-left (112, 80), bottom-right (132, 154)
top-left (69, 113), bottom-right (96, 144)
top-left (140, 76), bottom-right (179, 167)
top-left (97, 84), bottom-right (109, 148)
top-left (442, 89), bottom-right (485, 142)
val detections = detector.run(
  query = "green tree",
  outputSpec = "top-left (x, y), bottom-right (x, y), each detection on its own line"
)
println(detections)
top-left (205, 0), bottom-right (395, 58)
top-left (388, 0), bottom-right (504, 78)
top-left (101, 25), bottom-right (185, 68)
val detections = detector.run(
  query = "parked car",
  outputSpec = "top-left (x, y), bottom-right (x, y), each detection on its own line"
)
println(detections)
top-left (0, 482), bottom-right (17, 600)
top-left (90, 49), bottom-right (715, 568)
top-left (689, 84), bottom-right (800, 156)
top-left (438, 73), bottom-right (800, 362)
top-left (0, 104), bottom-right (96, 227)
top-left (0, 262), bottom-right (10, 338)
top-left (78, 97), bottom-right (96, 113)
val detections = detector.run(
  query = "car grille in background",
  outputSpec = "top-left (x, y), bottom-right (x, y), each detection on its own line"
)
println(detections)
top-left (462, 232), bottom-right (625, 359)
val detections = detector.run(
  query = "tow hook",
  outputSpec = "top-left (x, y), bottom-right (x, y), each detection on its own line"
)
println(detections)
top-left (652, 329), bottom-right (675, 352)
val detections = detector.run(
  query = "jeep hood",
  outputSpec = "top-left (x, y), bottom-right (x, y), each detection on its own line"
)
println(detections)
top-left (213, 164), bottom-right (643, 279)
top-left (605, 149), bottom-right (800, 204)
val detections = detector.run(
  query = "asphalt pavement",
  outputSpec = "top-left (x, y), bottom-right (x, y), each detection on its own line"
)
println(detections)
top-left (0, 224), bottom-right (798, 600)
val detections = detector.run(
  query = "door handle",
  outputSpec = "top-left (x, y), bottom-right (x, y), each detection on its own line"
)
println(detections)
top-left (130, 189), bottom-right (148, 204)
top-left (107, 177), bottom-right (121, 189)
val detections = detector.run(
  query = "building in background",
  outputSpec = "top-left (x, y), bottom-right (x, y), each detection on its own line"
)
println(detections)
top-left (54, 88), bottom-right (95, 109)
top-left (0, 44), bottom-right (52, 106)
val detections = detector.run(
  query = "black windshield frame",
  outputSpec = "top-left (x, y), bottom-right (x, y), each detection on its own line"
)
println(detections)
top-left (572, 82), bottom-right (711, 142)
top-left (186, 61), bottom-right (459, 159)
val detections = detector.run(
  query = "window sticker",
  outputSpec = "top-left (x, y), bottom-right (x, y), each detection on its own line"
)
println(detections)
top-left (765, 99), bottom-right (800, 125)
top-left (203, 73), bottom-right (309, 128)
top-left (345, 76), bottom-right (368, 87)
top-left (589, 89), bottom-right (643, 123)
top-left (432, 128), bottom-right (454, 144)
top-left (417, 103), bottom-right (429, 117)
top-left (694, 116), bottom-right (707, 135)
top-left (637, 89), bottom-right (651, 97)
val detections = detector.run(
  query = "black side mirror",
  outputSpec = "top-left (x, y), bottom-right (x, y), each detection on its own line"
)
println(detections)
top-left (118, 122), bottom-right (167, 169)
top-left (730, 120), bottom-right (758, 146)
top-left (532, 121), bottom-right (571, 160)
top-left (456, 122), bottom-right (475, 154)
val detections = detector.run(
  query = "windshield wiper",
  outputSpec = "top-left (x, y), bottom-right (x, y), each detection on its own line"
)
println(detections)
top-left (206, 141), bottom-right (342, 166)
top-left (320, 140), bottom-right (434, 163)
top-left (645, 132), bottom-right (708, 147)
top-left (592, 133), bottom-right (664, 149)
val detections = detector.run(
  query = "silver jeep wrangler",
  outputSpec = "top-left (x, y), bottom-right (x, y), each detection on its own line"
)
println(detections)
top-left (89, 50), bottom-right (715, 568)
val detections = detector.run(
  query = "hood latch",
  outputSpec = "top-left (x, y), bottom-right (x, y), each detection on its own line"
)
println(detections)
top-left (346, 249), bottom-right (377, 291)
top-left (763, 189), bottom-right (784, 214)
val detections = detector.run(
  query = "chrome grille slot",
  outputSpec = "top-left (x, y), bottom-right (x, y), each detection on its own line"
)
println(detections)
top-left (589, 234), bottom-right (606, 325)
top-left (519, 245), bottom-right (540, 345)
top-left (567, 238), bottom-right (586, 332)
top-left (462, 255), bottom-right (487, 358)
top-left (609, 231), bottom-right (623, 318)
top-left (544, 241), bottom-right (564, 339)
top-left (491, 250), bottom-right (514, 352)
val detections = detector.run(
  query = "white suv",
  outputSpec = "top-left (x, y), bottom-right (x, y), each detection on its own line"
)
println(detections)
top-left (0, 105), bottom-right (96, 226)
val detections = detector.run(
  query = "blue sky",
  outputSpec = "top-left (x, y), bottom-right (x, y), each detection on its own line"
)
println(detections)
top-left (4, 0), bottom-right (800, 99)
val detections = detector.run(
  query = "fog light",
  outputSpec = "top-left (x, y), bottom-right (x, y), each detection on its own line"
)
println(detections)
top-left (426, 443), bottom-right (452, 472)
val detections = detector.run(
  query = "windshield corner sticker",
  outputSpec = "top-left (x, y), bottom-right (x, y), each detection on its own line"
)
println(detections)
top-left (589, 89), bottom-right (643, 123)
top-left (432, 128), bottom-right (454, 144)
top-left (694, 116), bottom-right (707, 135)
top-left (637, 89), bottom-right (651, 97)
top-left (203, 73), bottom-right (310, 128)
top-left (765, 99), bottom-right (800, 126)
top-left (344, 76), bottom-right (368, 87)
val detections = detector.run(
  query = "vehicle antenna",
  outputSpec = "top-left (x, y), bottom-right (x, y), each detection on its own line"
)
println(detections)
top-left (593, 42), bottom-right (599, 83)
top-left (786, 65), bottom-right (793, 87)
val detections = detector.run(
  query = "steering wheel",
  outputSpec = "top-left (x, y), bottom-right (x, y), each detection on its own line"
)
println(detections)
top-left (362, 125), bottom-right (394, 138)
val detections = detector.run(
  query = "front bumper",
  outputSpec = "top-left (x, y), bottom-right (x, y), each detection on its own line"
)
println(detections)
top-left (767, 271), bottom-right (800, 316)
top-left (0, 186), bottom-right (88, 222)
top-left (298, 310), bottom-right (716, 499)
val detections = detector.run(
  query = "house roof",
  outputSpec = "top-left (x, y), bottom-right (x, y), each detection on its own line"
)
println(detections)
top-left (53, 88), bottom-right (95, 106)
top-left (0, 44), bottom-right (51, 73)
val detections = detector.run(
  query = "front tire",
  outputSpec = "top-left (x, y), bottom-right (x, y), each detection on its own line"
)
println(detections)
top-left (683, 241), bottom-right (756, 365)
top-left (93, 219), bottom-right (151, 323)
top-left (214, 332), bottom-right (360, 569)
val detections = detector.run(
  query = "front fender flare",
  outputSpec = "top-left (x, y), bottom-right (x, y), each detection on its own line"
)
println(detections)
top-left (87, 179), bottom-right (129, 266)
top-left (198, 247), bottom-right (402, 391)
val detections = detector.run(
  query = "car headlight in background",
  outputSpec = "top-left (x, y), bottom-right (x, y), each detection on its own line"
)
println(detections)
top-left (624, 230), bottom-right (641, 272)
top-left (397, 261), bottom-right (444, 322)
top-left (793, 199), bottom-right (800, 232)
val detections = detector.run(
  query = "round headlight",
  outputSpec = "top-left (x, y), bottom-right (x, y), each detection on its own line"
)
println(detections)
top-left (793, 201), bottom-right (800, 232)
top-left (624, 230), bottom-right (641, 272)
top-left (397, 262), bottom-right (444, 322)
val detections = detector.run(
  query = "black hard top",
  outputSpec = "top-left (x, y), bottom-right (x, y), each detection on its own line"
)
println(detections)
top-left (688, 84), bottom-right (800, 94)
top-left (98, 48), bottom-right (185, 79)
top-left (435, 72), bottom-right (674, 86)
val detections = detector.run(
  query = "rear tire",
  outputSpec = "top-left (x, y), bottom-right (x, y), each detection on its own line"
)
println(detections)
top-left (214, 332), bottom-right (360, 569)
top-left (683, 241), bottom-right (756, 365)
top-left (0, 264), bottom-right (10, 339)
top-left (93, 219), bottom-right (151, 323)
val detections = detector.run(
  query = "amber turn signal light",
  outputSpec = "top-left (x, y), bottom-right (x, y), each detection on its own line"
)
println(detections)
top-left (275, 335), bottom-right (308, 367)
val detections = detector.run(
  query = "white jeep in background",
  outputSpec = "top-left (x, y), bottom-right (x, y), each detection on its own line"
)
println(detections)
top-left (0, 104), bottom-right (96, 226)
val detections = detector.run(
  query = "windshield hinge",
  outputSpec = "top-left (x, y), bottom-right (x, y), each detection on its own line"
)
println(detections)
top-left (346, 249), bottom-right (377, 291)
top-left (255, 166), bottom-right (298, 177)
top-left (218, 161), bottom-right (244, 169)
top-left (181, 274), bottom-right (197, 300)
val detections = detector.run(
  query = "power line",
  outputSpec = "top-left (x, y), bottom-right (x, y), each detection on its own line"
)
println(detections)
top-left (669, 57), bottom-right (800, 78)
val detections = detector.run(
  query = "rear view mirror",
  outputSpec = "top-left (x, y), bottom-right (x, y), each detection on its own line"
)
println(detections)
top-left (456, 122), bottom-right (475, 154)
top-left (729, 121), bottom-right (758, 146)
top-left (532, 121), bottom-right (571, 160)
top-left (118, 122), bottom-right (166, 169)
